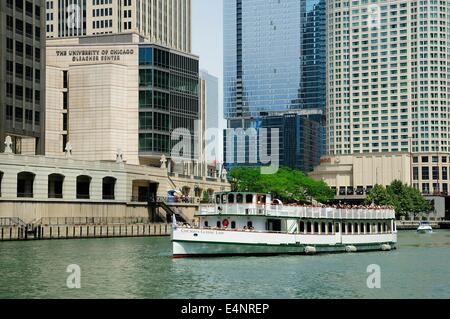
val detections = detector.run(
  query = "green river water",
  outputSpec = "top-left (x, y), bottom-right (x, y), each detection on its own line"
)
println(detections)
top-left (0, 230), bottom-right (449, 299)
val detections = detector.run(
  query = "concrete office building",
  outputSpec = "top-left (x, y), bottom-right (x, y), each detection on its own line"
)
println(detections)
top-left (311, 0), bottom-right (450, 218)
top-left (223, 0), bottom-right (327, 171)
top-left (45, 0), bottom-right (191, 53)
top-left (0, 0), bottom-right (46, 155)
top-left (45, 33), bottom-right (200, 174)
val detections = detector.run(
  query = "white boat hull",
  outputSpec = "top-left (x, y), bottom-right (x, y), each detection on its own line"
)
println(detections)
top-left (172, 228), bottom-right (397, 257)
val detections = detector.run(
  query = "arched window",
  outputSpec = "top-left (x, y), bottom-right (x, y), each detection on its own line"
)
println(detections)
top-left (378, 223), bottom-right (382, 233)
top-left (354, 223), bottom-right (359, 234)
top-left (306, 222), bottom-right (312, 234)
top-left (246, 194), bottom-right (253, 203)
top-left (321, 222), bottom-right (326, 234)
top-left (236, 194), bottom-right (244, 203)
top-left (216, 221), bottom-right (221, 228)
top-left (342, 223), bottom-right (347, 234)
top-left (328, 223), bottom-right (333, 234)
top-left (17, 172), bottom-right (35, 198)
top-left (247, 221), bottom-right (253, 229)
top-left (231, 221), bottom-right (236, 229)
top-left (48, 174), bottom-right (64, 199)
top-left (367, 223), bottom-right (371, 234)
top-left (102, 177), bottom-right (116, 200)
top-left (347, 223), bottom-right (352, 234)
top-left (76, 175), bottom-right (92, 199)
top-left (228, 193), bottom-right (235, 204)
top-left (360, 223), bottom-right (365, 234)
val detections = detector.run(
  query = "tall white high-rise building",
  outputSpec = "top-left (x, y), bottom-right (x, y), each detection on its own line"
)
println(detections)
top-left (326, 0), bottom-right (450, 196)
top-left (199, 70), bottom-right (219, 161)
top-left (46, 0), bottom-right (191, 53)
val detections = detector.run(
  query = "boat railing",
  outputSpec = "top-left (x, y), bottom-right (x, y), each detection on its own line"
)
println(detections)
top-left (197, 204), bottom-right (395, 220)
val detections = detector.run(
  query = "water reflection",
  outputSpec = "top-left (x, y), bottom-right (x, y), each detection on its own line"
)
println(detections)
top-left (0, 231), bottom-right (449, 299)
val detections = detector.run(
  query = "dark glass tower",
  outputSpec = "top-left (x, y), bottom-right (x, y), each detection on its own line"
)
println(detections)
top-left (138, 45), bottom-right (199, 159)
top-left (0, 0), bottom-right (46, 154)
top-left (223, 0), bottom-right (326, 172)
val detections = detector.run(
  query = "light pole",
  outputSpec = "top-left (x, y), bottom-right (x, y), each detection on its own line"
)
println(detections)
top-left (408, 136), bottom-right (414, 188)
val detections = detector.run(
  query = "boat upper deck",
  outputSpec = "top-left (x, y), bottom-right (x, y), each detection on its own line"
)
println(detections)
top-left (197, 193), bottom-right (396, 220)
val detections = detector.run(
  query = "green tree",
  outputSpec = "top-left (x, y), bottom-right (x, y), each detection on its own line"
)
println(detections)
top-left (365, 184), bottom-right (391, 206)
top-left (229, 167), bottom-right (335, 203)
top-left (365, 180), bottom-right (432, 218)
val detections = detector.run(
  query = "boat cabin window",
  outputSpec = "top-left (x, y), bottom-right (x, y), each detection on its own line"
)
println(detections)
top-left (354, 223), bottom-right (359, 234)
top-left (217, 221), bottom-right (221, 228)
top-left (335, 223), bottom-right (340, 233)
top-left (228, 194), bottom-right (235, 204)
top-left (328, 223), bottom-right (333, 234)
top-left (215, 194), bottom-right (221, 204)
top-left (342, 223), bottom-right (346, 233)
top-left (347, 223), bottom-right (352, 234)
top-left (307, 222), bottom-right (312, 233)
top-left (314, 222), bottom-right (319, 233)
top-left (267, 219), bottom-right (281, 232)
top-left (236, 194), bottom-right (244, 203)
top-left (366, 223), bottom-right (371, 234)
top-left (360, 223), bottom-right (364, 233)
top-left (231, 221), bottom-right (236, 229)
top-left (321, 223), bottom-right (326, 233)
top-left (221, 194), bottom-right (227, 204)
top-left (299, 221), bottom-right (305, 233)
top-left (378, 223), bottom-right (382, 233)
top-left (246, 194), bottom-right (253, 204)
top-left (247, 221), bottom-right (253, 229)
top-left (204, 221), bottom-right (209, 227)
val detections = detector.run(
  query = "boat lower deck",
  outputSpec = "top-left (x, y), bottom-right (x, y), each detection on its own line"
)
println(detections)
top-left (172, 227), bottom-right (397, 257)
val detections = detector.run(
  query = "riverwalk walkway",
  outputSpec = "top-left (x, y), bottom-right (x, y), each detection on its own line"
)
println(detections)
top-left (0, 223), bottom-right (172, 241)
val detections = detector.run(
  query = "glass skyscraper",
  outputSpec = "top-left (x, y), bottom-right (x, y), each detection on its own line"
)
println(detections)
top-left (223, 0), bottom-right (326, 171)
top-left (138, 45), bottom-right (199, 159)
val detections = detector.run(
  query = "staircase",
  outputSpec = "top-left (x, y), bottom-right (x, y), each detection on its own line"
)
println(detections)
top-left (157, 201), bottom-right (191, 225)
top-left (0, 217), bottom-right (27, 227)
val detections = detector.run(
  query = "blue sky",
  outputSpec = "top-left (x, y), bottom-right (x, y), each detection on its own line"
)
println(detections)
top-left (192, 0), bottom-right (224, 126)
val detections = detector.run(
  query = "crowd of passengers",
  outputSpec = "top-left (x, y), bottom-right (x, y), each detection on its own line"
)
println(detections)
top-left (216, 194), bottom-right (394, 210)
top-left (286, 203), bottom-right (395, 210)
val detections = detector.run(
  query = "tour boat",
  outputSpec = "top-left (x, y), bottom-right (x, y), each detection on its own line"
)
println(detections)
top-left (172, 192), bottom-right (398, 258)
top-left (417, 221), bottom-right (433, 234)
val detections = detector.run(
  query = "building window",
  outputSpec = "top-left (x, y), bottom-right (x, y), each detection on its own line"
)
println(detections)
top-left (48, 174), bottom-right (64, 199)
top-left (17, 172), bottom-right (35, 198)
top-left (422, 167), bottom-right (429, 180)
top-left (432, 167), bottom-right (439, 181)
top-left (413, 167), bottom-right (419, 181)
